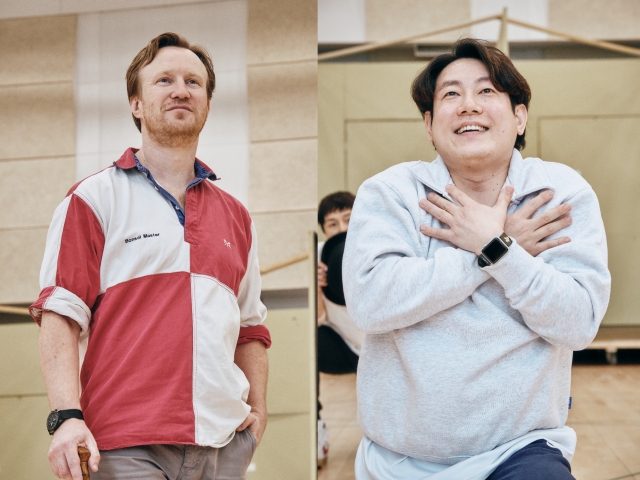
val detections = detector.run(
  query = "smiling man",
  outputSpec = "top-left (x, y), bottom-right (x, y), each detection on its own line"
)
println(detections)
top-left (31, 33), bottom-right (270, 480)
top-left (343, 38), bottom-right (611, 479)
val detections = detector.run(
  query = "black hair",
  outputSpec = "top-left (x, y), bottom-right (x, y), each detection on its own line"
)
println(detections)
top-left (318, 191), bottom-right (355, 231)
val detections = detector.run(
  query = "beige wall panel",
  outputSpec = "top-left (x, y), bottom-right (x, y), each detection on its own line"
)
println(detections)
top-left (0, 0), bottom-right (60, 20)
top-left (346, 120), bottom-right (437, 193)
top-left (515, 59), bottom-right (640, 119)
top-left (253, 210), bottom-right (316, 290)
top-left (0, 324), bottom-right (45, 396)
top-left (539, 116), bottom-right (640, 326)
top-left (264, 309), bottom-right (311, 414)
top-left (345, 63), bottom-right (426, 120)
top-left (605, 234), bottom-right (640, 327)
top-left (0, 157), bottom-right (74, 229)
top-left (248, 139), bottom-right (317, 213)
top-left (0, 227), bottom-right (47, 304)
top-left (539, 117), bottom-right (640, 234)
top-left (247, 0), bottom-right (316, 65)
top-left (549, 0), bottom-right (640, 40)
top-left (365, 0), bottom-right (471, 42)
top-left (0, 15), bottom-right (75, 86)
top-left (0, 84), bottom-right (75, 161)
top-left (60, 0), bottom-right (205, 14)
top-left (247, 413), bottom-right (311, 480)
top-left (247, 61), bottom-right (317, 142)
top-left (318, 64), bottom-right (346, 198)
top-left (0, 395), bottom-right (55, 480)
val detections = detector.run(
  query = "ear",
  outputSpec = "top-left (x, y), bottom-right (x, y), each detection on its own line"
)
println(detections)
top-left (130, 96), bottom-right (143, 121)
top-left (424, 111), bottom-right (434, 142)
top-left (514, 104), bottom-right (527, 136)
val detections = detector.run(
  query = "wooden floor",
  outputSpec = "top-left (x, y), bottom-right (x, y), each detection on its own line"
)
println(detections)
top-left (318, 364), bottom-right (640, 480)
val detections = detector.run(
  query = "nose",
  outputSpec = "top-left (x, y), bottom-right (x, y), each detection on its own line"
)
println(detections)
top-left (171, 79), bottom-right (190, 99)
top-left (458, 92), bottom-right (482, 115)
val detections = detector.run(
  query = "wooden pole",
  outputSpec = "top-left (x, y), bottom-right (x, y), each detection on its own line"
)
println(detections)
top-left (0, 305), bottom-right (30, 315)
top-left (496, 7), bottom-right (509, 56)
top-left (318, 14), bottom-right (502, 61)
top-left (319, 12), bottom-right (640, 61)
top-left (506, 17), bottom-right (640, 57)
top-left (78, 447), bottom-right (91, 480)
top-left (260, 252), bottom-right (309, 275)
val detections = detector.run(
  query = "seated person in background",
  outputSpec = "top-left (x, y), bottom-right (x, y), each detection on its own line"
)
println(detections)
top-left (343, 38), bottom-right (611, 479)
top-left (317, 191), bottom-right (365, 468)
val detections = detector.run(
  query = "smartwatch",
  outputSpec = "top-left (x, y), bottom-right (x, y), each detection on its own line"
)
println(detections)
top-left (47, 409), bottom-right (84, 435)
top-left (478, 233), bottom-right (512, 267)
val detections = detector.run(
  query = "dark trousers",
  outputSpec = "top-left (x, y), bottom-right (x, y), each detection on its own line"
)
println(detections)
top-left (317, 325), bottom-right (359, 416)
top-left (488, 439), bottom-right (574, 480)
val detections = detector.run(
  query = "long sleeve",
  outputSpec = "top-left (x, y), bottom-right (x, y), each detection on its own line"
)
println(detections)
top-left (343, 176), bottom-right (490, 334)
top-left (485, 187), bottom-right (611, 350)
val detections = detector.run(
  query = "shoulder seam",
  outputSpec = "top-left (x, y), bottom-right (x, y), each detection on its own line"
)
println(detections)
top-left (72, 191), bottom-right (105, 233)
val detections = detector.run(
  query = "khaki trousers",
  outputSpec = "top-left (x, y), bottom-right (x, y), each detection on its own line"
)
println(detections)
top-left (92, 429), bottom-right (257, 480)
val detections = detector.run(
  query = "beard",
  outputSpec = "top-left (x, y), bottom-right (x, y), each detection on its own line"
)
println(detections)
top-left (142, 102), bottom-right (208, 148)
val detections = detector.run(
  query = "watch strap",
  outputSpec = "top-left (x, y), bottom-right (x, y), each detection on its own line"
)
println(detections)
top-left (499, 232), bottom-right (512, 247)
top-left (478, 255), bottom-right (490, 268)
top-left (58, 409), bottom-right (84, 422)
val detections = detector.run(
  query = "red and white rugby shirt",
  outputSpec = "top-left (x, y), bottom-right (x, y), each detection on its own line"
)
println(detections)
top-left (30, 148), bottom-right (271, 450)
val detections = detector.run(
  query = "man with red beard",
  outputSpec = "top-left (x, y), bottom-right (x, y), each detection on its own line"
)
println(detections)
top-left (31, 33), bottom-right (270, 480)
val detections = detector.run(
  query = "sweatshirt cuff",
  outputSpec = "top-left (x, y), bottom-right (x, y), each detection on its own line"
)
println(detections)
top-left (459, 247), bottom-right (492, 285)
top-left (481, 239), bottom-right (541, 293)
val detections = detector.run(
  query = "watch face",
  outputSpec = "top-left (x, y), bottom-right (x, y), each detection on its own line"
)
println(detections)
top-left (47, 410), bottom-right (59, 434)
top-left (483, 237), bottom-right (509, 263)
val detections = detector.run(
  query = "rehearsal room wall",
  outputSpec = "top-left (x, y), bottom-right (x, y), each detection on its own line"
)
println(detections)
top-left (318, 58), bottom-right (640, 328)
top-left (246, 1), bottom-right (318, 478)
top-left (346, 0), bottom-right (640, 44)
top-left (0, 14), bottom-right (77, 479)
top-left (0, 1), bottom-right (317, 479)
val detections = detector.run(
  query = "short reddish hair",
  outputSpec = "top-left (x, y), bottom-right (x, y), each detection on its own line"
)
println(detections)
top-left (126, 32), bottom-right (216, 132)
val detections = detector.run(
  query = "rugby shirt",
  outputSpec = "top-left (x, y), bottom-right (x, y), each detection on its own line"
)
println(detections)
top-left (30, 148), bottom-right (271, 450)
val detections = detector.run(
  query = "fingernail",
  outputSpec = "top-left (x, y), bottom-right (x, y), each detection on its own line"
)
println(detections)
top-left (564, 204), bottom-right (572, 212)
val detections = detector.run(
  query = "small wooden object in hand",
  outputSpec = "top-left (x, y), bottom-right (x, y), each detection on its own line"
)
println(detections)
top-left (78, 447), bottom-right (91, 480)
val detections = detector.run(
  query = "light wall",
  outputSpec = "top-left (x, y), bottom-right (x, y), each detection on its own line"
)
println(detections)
top-left (0, 15), bottom-right (76, 306)
top-left (245, 3), bottom-right (318, 478)
top-left (319, 0), bottom-right (640, 44)
top-left (247, 0), bottom-right (318, 291)
top-left (319, 59), bottom-right (640, 327)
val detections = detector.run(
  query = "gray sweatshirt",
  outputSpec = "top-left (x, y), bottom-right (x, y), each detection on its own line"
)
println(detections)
top-left (343, 150), bottom-right (611, 465)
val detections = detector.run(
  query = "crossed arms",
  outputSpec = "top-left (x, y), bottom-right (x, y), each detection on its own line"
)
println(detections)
top-left (342, 177), bottom-right (610, 349)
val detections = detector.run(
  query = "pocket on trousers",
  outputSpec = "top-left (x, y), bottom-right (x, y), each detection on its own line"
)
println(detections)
top-left (246, 429), bottom-right (258, 453)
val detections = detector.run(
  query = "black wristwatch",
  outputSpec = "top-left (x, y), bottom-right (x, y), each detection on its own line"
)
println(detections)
top-left (478, 233), bottom-right (512, 267)
top-left (47, 409), bottom-right (84, 435)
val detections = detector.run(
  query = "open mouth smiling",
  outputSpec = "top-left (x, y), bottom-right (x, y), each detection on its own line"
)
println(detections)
top-left (455, 125), bottom-right (488, 134)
